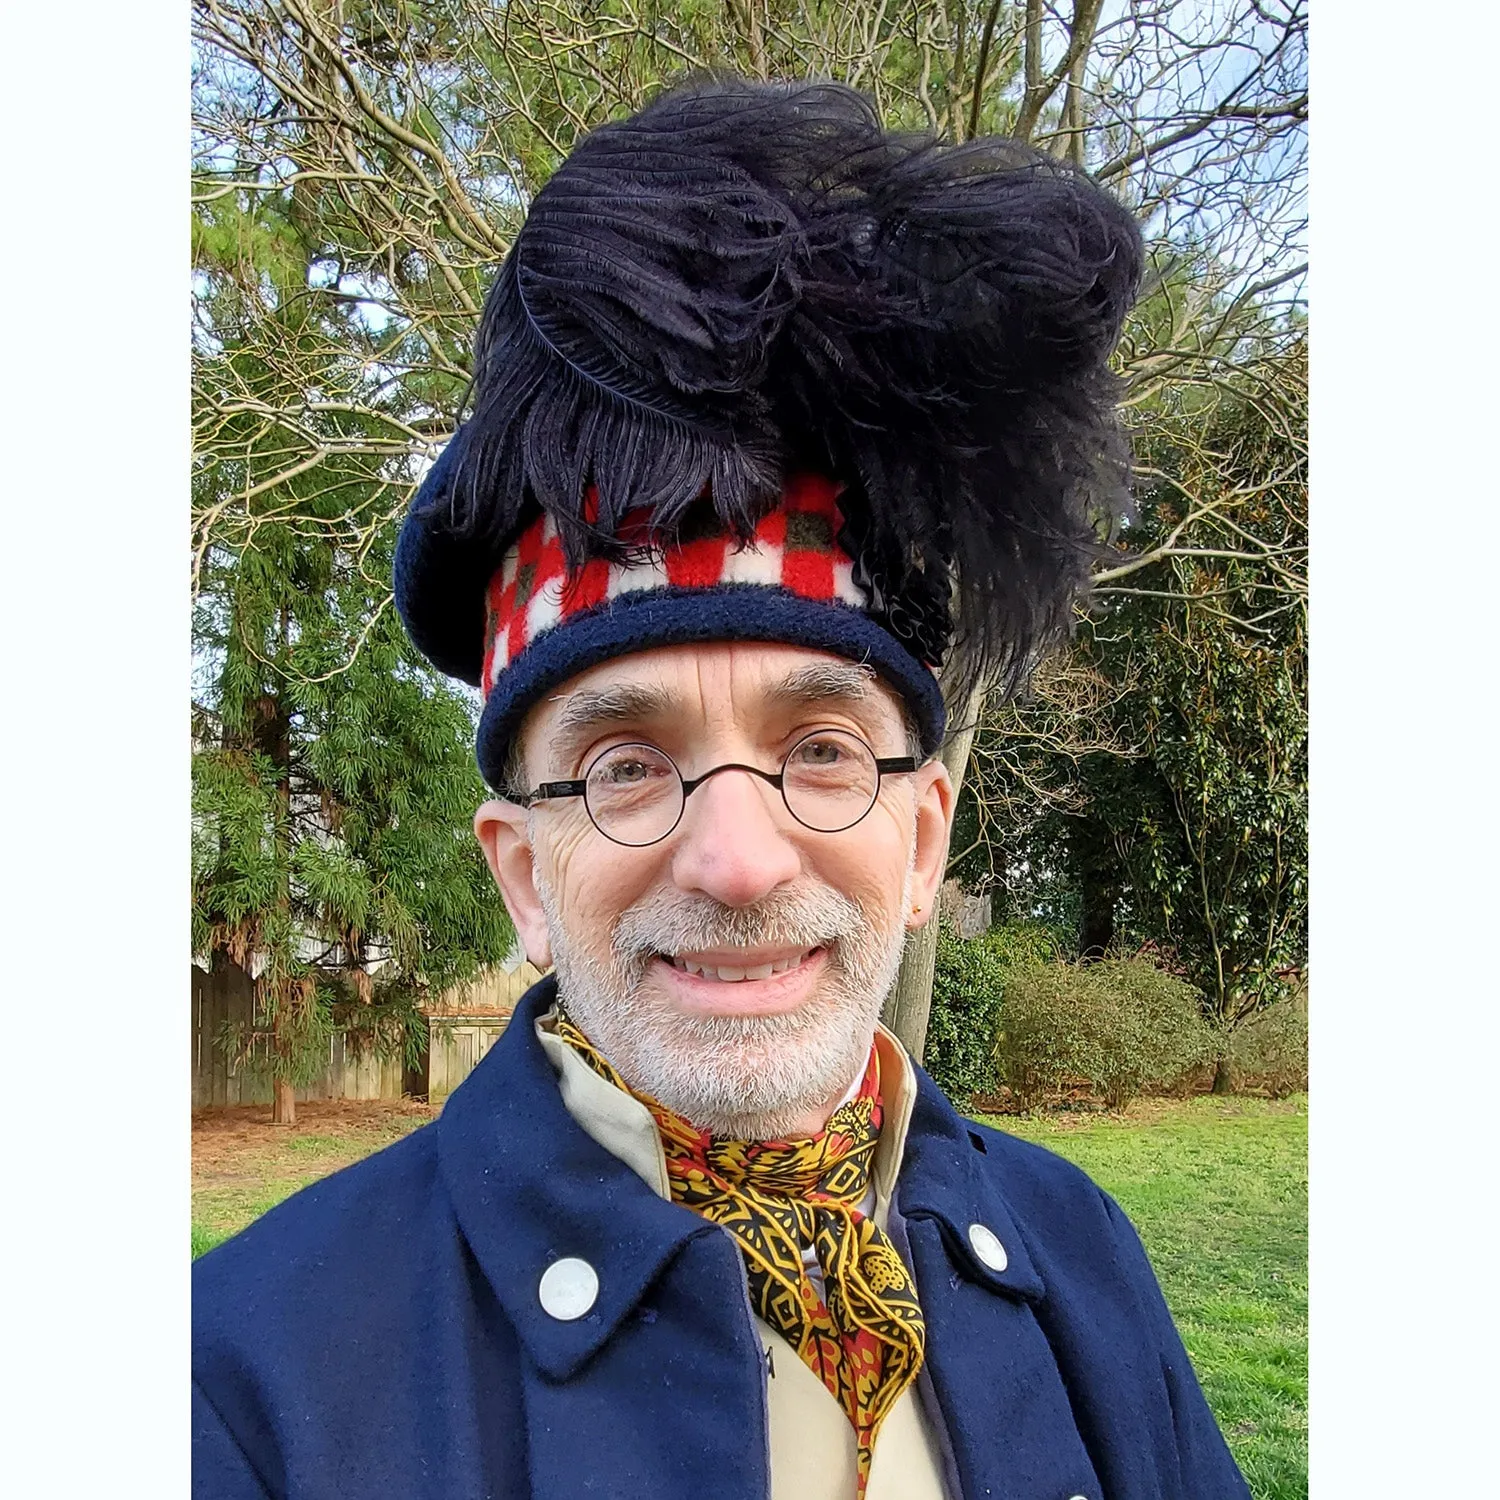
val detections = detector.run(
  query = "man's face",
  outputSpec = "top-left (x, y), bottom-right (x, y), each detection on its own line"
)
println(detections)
top-left (475, 642), bottom-right (954, 1137)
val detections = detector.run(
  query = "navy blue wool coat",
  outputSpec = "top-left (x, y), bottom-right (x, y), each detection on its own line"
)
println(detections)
top-left (193, 979), bottom-right (1250, 1500)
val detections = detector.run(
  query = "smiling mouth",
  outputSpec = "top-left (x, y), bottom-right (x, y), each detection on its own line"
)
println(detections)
top-left (659, 947), bottom-right (823, 982)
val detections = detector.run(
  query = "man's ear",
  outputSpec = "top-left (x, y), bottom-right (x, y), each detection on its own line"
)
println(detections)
top-left (906, 760), bottom-right (956, 930)
top-left (474, 800), bottom-right (553, 970)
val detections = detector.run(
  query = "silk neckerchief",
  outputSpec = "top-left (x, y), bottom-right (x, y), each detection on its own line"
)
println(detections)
top-left (553, 1012), bottom-right (926, 1496)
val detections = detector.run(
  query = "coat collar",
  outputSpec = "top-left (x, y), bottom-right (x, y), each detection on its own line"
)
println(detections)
top-left (436, 977), bottom-right (1045, 1379)
top-left (436, 976), bottom-right (721, 1381)
top-left (898, 1064), bottom-right (1046, 1304)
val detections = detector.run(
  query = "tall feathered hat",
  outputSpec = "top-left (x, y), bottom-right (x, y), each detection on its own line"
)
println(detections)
top-left (394, 77), bottom-right (1143, 791)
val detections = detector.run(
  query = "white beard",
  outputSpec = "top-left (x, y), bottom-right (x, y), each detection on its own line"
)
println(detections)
top-left (536, 869), bottom-right (913, 1139)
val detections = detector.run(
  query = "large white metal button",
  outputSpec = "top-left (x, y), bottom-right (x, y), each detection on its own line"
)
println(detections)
top-left (967, 1222), bottom-right (1008, 1272)
top-left (538, 1257), bottom-right (599, 1321)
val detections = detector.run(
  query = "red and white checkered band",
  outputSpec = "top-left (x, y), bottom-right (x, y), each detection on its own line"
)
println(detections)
top-left (479, 473), bottom-right (870, 697)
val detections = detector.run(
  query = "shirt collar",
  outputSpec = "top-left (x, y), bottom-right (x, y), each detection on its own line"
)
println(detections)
top-left (871, 1022), bottom-right (917, 1206)
top-left (536, 1010), bottom-right (671, 1197)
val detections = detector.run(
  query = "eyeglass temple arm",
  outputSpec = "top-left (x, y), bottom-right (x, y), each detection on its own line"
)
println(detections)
top-left (522, 778), bottom-right (588, 805)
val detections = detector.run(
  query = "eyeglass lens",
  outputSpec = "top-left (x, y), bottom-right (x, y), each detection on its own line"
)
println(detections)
top-left (584, 744), bottom-right (682, 846)
top-left (583, 730), bottom-right (883, 846)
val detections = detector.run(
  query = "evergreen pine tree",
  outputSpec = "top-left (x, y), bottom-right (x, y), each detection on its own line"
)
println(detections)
top-left (192, 149), bottom-right (511, 1125)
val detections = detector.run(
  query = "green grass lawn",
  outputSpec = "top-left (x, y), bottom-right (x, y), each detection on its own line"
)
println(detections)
top-left (194, 1094), bottom-right (1306, 1500)
top-left (978, 1095), bottom-right (1308, 1500)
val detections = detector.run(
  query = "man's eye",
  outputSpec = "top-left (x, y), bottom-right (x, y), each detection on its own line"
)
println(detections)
top-left (602, 759), bottom-right (654, 784)
top-left (588, 746), bottom-right (675, 788)
top-left (796, 738), bottom-right (845, 765)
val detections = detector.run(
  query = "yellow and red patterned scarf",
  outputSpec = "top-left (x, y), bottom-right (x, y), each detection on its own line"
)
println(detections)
top-left (554, 1012), bottom-right (925, 1496)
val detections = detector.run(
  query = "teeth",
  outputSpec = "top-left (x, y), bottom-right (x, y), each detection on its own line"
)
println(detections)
top-left (669, 950), bottom-right (813, 981)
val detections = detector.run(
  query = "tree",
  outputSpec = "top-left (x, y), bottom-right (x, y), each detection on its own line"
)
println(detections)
top-left (192, 0), bottom-right (1308, 1060)
top-left (958, 342), bottom-right (1308, 1077)
top-left (1095, 344), bottom-right (1308, 1075)
top-left (192, 131), bottom-right (513, 1124)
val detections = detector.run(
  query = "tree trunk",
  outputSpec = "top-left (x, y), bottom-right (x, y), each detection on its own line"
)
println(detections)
top-left (1078, 875), bottom-right (1118, 959)
top-left (881, 709), bottom-right (981, 1062)
top-left (272, 1077), bottom-right (297, 1125)
top-left (402, 1047), bottom-right (429, 1103)
top-left (883, 913), bottom-right (943, 1063)
top-left (1210, 1052), bottom-right (1241, 1095)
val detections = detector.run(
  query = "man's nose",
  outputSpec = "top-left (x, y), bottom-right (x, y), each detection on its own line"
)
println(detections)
top-left (669, 767), bottom-right (801, 907)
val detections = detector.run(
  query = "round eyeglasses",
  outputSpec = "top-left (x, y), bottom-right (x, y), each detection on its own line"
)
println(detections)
top-left (521, 729), bottom-right (919, 847)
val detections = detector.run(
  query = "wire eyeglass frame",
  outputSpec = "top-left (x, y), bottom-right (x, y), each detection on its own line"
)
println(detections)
top-left (519, 729), bottom-right (919, 847)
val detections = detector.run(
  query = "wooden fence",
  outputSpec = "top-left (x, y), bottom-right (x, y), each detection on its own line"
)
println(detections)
top-left (191, 959), bottom-right (545, 1109)
top-left (424, 962), bottom-right (545, 1102)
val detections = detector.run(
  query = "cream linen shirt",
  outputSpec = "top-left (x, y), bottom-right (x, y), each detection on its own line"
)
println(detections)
top-left (536, 1012), bottom-right (951, 1500)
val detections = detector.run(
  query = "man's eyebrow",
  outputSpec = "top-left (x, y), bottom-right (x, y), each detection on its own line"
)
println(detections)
top-left (765, 661), bottom-right (878, 712)
top-left (545, 683), bottom-right (678, 766)
top-left (542, 664), bottom-right (881, 775)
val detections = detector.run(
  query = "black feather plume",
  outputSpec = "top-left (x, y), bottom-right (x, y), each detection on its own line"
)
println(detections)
top-left (436, 75), bottom-right (1143, 708)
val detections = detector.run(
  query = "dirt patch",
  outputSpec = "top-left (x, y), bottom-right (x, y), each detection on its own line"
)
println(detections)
top-left (193, 1098), bottom-right (439, 1182)
top-left (969, 1080), bottom-right (1305, 1124)
top-left (969, 1092), bottom-right (1305, 1131)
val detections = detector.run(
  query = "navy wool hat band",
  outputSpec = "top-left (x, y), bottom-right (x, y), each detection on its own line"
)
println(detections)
top-left (394, 463), bottom-right (948, 792)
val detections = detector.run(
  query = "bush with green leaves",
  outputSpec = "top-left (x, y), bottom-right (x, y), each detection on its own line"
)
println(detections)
top-left (1227, 984), bottom-right (1308, 1096)
top-left (995, 955), bottom-right (1215, 1110)
top-left (923, 921), bottom-right (1064, 1107)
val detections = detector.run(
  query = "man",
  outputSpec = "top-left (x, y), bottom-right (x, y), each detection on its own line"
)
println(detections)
top-left (193, 77), bottom-right (1250, 1499)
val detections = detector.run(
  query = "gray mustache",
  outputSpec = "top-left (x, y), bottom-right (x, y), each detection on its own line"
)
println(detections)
top-left (612, 885), bottom-right (865, 972)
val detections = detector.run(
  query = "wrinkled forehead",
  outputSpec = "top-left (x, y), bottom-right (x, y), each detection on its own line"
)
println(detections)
top-left (518, 642), bottom-right (911, 775)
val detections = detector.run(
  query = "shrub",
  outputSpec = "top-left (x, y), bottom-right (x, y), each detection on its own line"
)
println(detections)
top-left (995, 955), bottom-right (1215, 1110)
top-left (1088, 958), bottom-right (1218, 1107)
top-left (1228, 984), bottom-right (1308, 1096)
top-left (990, 962), bottom-right (1093, 1108)
top-left (924, 920), bottom-right (1062, 1107)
